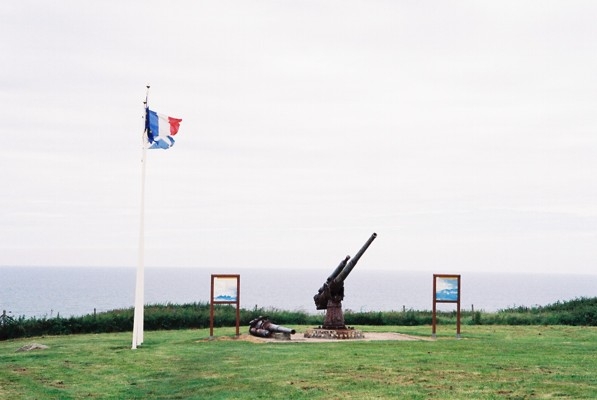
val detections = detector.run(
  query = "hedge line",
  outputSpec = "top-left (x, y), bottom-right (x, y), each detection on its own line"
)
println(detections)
top-left (1, 297), bottom-right (595, 340)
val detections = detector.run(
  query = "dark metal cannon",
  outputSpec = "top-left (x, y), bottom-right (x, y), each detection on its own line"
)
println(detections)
top-left (249, 316), bottom-right (296, 338)
top-left (311, 232), bottom-right (377, 334)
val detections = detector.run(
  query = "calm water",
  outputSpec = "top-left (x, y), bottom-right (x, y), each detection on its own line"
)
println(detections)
top-left (1, 267), bottom-right (597, 318)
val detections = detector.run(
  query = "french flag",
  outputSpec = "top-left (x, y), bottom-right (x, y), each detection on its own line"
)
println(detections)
top-left (146, 109), bottom-right (182, 149)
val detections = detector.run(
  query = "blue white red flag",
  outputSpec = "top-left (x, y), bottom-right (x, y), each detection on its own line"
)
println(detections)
top-left (145, 109), bottom-right (182, 149)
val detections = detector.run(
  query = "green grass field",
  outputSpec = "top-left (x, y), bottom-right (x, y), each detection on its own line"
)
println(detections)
top-left (1, 325), bottom-right (596, 399)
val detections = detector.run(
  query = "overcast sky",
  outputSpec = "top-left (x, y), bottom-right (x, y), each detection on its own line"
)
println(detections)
top-left (1, 1), bottom-right (595, 274)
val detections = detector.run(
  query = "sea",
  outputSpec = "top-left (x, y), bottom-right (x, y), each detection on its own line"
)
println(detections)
top-left (2, 267), bottom-right (597, 319)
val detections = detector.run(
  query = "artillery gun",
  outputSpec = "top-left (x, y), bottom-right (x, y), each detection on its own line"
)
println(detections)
top-left (249, 316), bottom-right (296, 339)
top-left (306, 233), bottom-right (377, 339)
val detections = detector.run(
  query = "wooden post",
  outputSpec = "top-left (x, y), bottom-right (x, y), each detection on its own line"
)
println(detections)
top-left (209, 278), bottom-right (214, 338)
top-left (432, 277), bottom-right (437, 338)
top-left (457, 276), bottom-right (461, 339)
top-left (235, 276), bottom-right (241, 336)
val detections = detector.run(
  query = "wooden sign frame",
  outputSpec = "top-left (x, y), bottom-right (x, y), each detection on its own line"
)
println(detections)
top-left (210, 274), bottom-right (240, 338)
top-left (432, 274), bottom-right (461, 338)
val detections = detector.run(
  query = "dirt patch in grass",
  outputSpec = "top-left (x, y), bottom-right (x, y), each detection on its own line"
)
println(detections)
top-left (199, 332), bottom-right (430, 343)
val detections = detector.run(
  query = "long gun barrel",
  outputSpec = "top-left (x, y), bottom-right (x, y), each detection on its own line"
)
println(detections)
top-left (333, 232), bottom-right (377, 284)
top-left (265, 323), bottom-right (296, 335)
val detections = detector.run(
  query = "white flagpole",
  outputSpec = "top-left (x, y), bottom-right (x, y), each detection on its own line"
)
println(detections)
top-left (132, 86), bottom-right (150, 349)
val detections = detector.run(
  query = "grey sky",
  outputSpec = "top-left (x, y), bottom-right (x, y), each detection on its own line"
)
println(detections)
top-left (1, 1), bottom-right (595, 274)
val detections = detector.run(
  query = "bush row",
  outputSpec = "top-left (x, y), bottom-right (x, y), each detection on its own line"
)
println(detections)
top-left (1, 297), bottom-right (595, 340)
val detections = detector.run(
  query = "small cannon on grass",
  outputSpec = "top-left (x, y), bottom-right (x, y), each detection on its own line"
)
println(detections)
top-left (249, 316), bottom-right (296, 339)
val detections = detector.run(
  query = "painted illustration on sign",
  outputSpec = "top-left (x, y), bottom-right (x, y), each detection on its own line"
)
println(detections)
top-left (214, 277), bottom-right (238, 302)
top-left (435, 277), bottom-right (459, 301)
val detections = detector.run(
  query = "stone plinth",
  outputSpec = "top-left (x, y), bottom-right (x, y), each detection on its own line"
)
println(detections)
top-left (303, 328), bottom-right (364, 340)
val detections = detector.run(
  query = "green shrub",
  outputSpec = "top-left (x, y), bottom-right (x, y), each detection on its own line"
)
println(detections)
top-left (2, 297), bottom-right (596, 340)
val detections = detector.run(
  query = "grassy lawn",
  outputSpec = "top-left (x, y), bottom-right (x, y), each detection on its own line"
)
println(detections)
top-left (1, 325), bottom-right (596, 399)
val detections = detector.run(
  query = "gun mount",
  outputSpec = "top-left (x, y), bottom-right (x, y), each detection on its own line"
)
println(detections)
top-left (249, 316), bottom-right (296, 339)
top-left (306, 232), bottom-right (377, 339)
